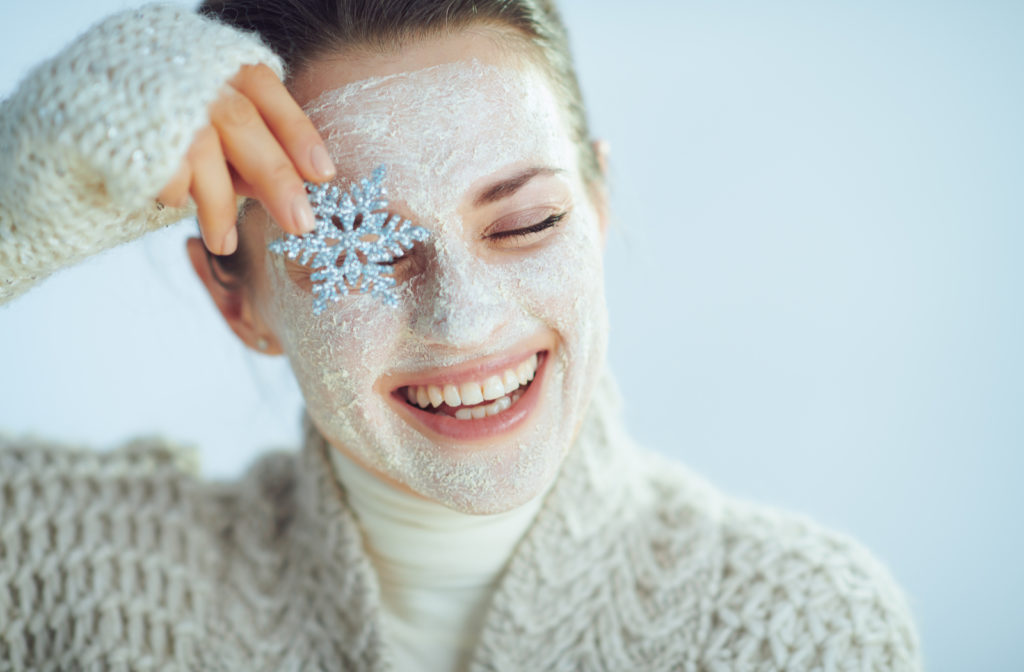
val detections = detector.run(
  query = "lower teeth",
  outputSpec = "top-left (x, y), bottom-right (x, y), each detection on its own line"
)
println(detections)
top-left (454, 392), bottom-right (512, 420)
top-left (446, 389), bottom-right (523, 420)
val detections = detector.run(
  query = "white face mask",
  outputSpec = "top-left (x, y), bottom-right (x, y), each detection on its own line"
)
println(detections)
top-left (257, 60), bottom-right (608, 514)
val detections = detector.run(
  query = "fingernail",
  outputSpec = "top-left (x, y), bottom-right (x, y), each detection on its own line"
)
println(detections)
top-left (222, 228), bottom-right (238, 255)
top-left (311, 144), bottom-right (336, 180)
top-left (292, 193), bottom-right (315, 233)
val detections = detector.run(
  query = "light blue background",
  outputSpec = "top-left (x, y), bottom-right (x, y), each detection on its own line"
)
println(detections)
top-left (1, 2), bottom-right (1021, 669)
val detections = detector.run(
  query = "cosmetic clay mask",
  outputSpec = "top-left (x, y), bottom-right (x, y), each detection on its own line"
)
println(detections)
top-left (259, 60), bottom-right (608, 514)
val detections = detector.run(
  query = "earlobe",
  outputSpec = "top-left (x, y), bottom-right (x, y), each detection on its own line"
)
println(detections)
top-left (185, 237), bottom-right (283, 355)
top-left (590, 139), bottom-right (611, 244)
top-left (594, 139), bottom-right (610, 177)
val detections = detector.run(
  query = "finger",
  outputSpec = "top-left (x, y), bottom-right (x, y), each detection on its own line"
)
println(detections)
top-left (156, 160), bottom-right (192, 208)
top-left (209, 85), bottom-right (315, 236)
top-left (188, 127), bottom-right (238, 255)
top-left (228, 165), bottom-right (258, 200)
top-left (231, 63), bottom-right (336, 183)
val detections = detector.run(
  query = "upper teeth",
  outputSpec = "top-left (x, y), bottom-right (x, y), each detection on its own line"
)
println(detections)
top-left (404, 353), bottom-right (538, 409)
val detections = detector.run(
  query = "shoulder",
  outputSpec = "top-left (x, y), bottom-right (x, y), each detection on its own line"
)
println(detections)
top-left (631, 451), bottom-right (922, 671)
top-left (708, 496), bottom-right (921, 670)
top-left (0, 434), bottom-right (199, 562)
top-left (0, 433), bottom-right (303, 668)
top-left (0, 433), bottom-right (307, 577)
top-left (0, 432), bottom-right (302, 544)
top-left (0, 433), bottom-right (203, 510)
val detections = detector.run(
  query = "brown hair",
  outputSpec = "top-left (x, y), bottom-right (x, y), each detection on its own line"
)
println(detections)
top-left (197, 0), bottom-right (599, 278)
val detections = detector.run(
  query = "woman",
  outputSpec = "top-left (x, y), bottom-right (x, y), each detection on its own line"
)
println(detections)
top-left (0, 1), bottom-right (921, 670)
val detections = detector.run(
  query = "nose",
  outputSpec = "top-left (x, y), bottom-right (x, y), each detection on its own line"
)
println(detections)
top-left (412, 241), bottom-right (510, 347)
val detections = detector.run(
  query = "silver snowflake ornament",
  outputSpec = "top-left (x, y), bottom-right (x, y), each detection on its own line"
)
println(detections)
top-left (267, 164), bottom-right (429, 315)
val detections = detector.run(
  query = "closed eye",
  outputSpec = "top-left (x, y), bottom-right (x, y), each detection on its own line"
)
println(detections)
top-left (487, 212), bottom-right (567, 247)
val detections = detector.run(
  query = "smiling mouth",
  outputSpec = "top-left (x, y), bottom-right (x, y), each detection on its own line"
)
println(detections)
top-left (390, 351), bottom-right (547, 441)
top-left (400, 352), bottom-right (539, 418)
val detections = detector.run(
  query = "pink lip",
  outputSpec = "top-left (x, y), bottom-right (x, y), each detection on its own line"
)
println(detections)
top-left (384, 345), bottom-right (544, 390)
top-left (388, 351), bottom-right (548, 443)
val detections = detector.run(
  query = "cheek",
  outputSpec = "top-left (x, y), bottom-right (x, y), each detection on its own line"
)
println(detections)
top-left (493, 203), bottom-right (608, 447)
top-left (260, 252), bottom-right (409, 417)
top-left (496, 204), bottom-right (607, 357)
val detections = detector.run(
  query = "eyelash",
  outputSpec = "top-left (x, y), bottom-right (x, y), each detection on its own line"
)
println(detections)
top-left (488, 211), bottom-right (568, 241)
top-left (289, 211), bottom-right (567, 288)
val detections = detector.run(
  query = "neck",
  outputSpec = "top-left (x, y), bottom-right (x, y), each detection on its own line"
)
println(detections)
top-left (327, 446), bottom-right (547, 599)
top-left (327, 447), bottom-right (550, 671)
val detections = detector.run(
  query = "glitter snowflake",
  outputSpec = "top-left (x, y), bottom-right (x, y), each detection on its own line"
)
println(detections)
top-left (268, 164), bottom-right (429, 315)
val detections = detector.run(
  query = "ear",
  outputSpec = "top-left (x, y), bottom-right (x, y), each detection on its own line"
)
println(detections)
top-left (590, 139), bottom-right (611, 245)
top-left (186, 237), bottom-right (283, 355)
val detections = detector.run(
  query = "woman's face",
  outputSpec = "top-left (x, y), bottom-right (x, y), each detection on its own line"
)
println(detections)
top-left (242, 29), bottom-right (608, 514)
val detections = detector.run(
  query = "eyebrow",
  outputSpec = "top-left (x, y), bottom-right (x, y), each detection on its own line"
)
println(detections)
top-left (472, 166), bottom-right (563, 207)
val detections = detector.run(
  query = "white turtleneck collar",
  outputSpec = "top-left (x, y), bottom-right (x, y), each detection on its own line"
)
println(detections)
top-left (327, 447), bottom-right (549, 672)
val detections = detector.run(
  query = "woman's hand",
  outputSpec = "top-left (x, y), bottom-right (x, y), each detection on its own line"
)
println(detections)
top-left (156, 63), bottom-right (335, 255)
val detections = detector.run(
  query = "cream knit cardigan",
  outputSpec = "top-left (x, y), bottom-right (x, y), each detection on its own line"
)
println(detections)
top-left (0, 5), bottom-right (922, 671)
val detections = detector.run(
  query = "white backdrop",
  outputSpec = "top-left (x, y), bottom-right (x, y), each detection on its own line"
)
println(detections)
top-left (2, 2), bottom-right (1022, 669)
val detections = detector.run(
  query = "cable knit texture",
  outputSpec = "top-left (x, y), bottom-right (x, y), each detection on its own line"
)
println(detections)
top-left (0, 3), bottom-right (283, 302)
top-left (0, 4), bottom-right (922, 670)
top-left (0, 377), bottom-right (921, 671)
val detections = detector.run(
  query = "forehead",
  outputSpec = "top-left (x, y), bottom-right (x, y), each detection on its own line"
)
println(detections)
top-left (289, 27), bottom-right (528, 107)
top-left (289, 32), bottom-right (576, 219)
top-left (305, 61), bottom-right (567, 171)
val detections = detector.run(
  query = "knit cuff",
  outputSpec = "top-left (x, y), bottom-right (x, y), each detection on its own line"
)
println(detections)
top-left (21, 3), bottom-right (285, 210)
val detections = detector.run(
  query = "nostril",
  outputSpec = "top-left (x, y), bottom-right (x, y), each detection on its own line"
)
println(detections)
top-left (416, 297), bottom-right (510, 347)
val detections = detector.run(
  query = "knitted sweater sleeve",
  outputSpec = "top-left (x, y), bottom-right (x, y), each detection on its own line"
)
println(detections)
top-left (0, 3), bottom-right (284, 303)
